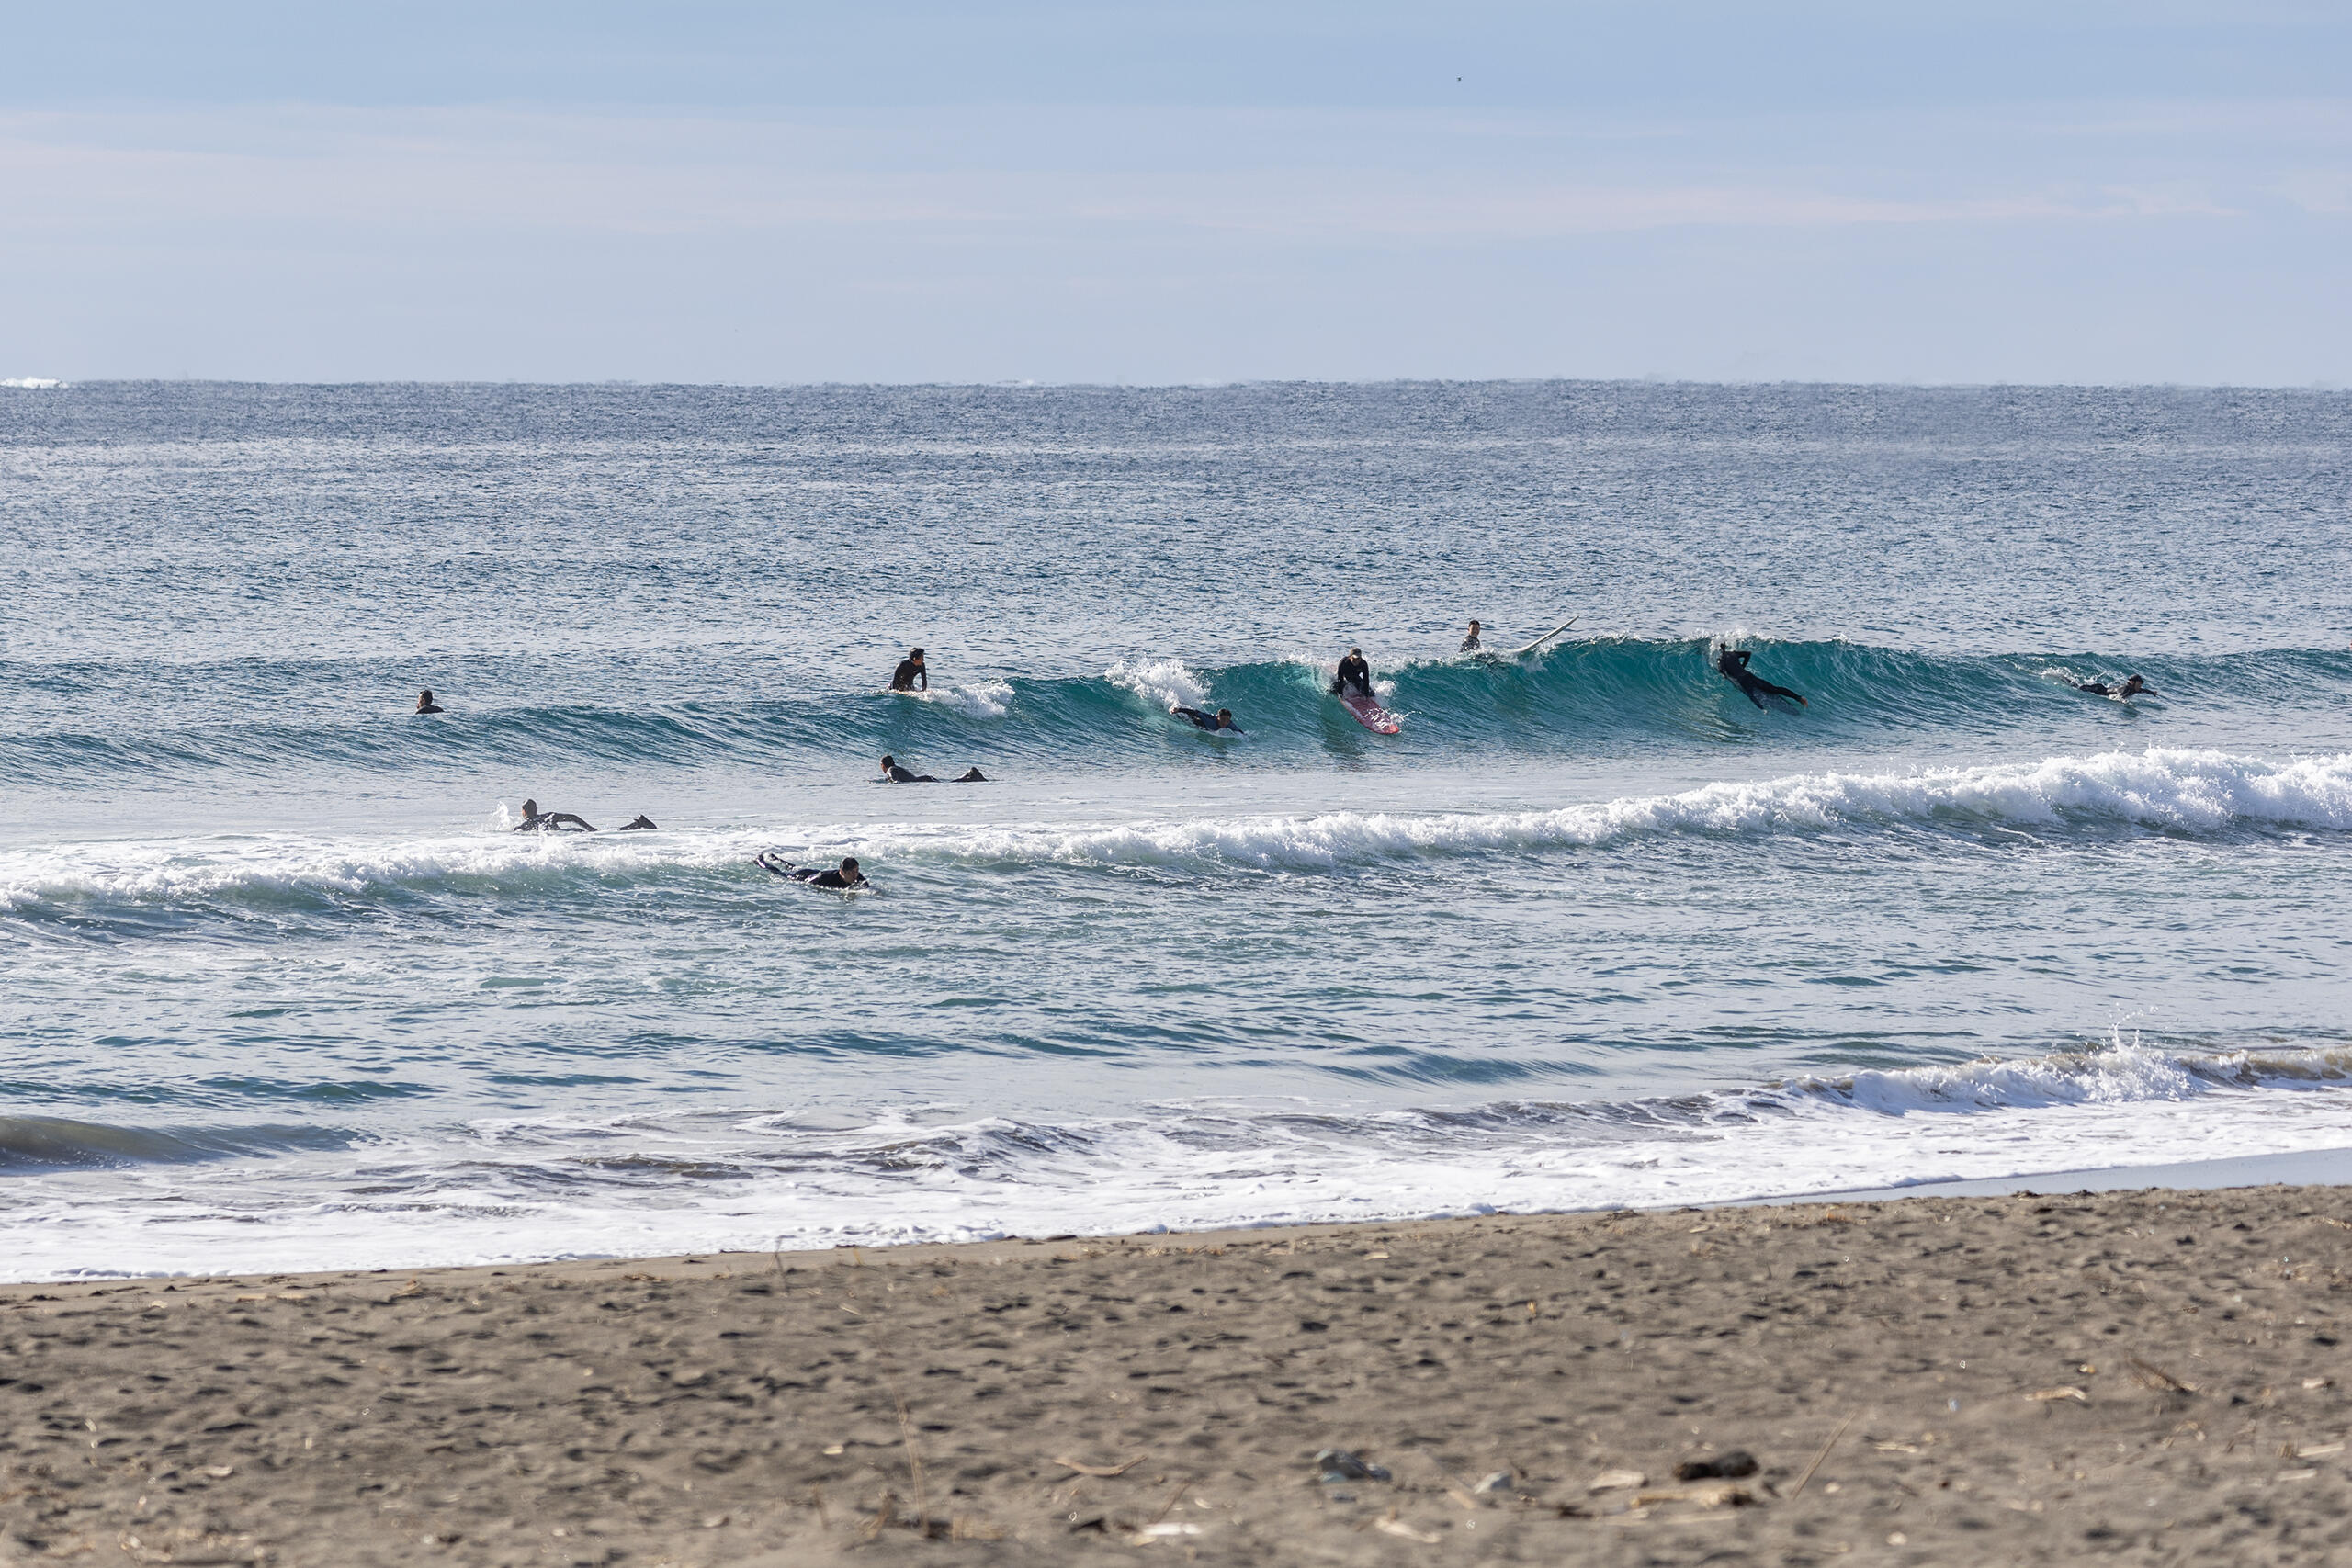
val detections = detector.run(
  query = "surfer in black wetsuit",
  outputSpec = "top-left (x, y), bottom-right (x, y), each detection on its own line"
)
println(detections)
top-left (414, 690), bottom-right (444, 714)
top-left (1459, 620), bottom-right (1483, 653)
top-left (513, 798), bottom-right (597, 831)
top-left (1715, 648), bottom-right (1807, 709)
top-left (756, 853), bottom-right (867, 890)
top-left (889, 649), bottom-right (928, 692)
top-left (1330, 649), bottom-right (1374, 701)
top-left (618, 815), bottom-right (658, 830)
top-left (878, 755), bottom-right (987, 783)
top-left (1171, 705), bottom-right (1239, 732)
top-left (2075, 674), bottom-right (2154, 699)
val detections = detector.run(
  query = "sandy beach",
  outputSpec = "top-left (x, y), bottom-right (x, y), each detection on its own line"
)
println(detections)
top-left (5, 1184), bottom-right (2350, 1566)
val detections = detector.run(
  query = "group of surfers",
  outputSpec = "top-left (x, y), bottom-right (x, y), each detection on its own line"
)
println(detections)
top-left (885, 627), bottom-right (1815, 733)
top-left (469, 626), bottom-right (2151, 889)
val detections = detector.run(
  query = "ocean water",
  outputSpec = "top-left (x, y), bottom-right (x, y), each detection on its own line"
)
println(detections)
top-left (2, 379), bottom-right (2348, 1280)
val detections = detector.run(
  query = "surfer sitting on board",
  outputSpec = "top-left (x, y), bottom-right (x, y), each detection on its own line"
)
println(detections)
top-left (2075, 674), bottom-right (2154, 699)
top-left (1715, 648), bottom-right (1807, 709)
top-left (1329, 649), bottom-right (1374, 701)
top-left (414, 689), bottom-right (444, 714)
top-left (1171, 705), bottom-right (1239, 732)
top-left (513, 798), bottom-right (597, 832)
top-left (878, 755), bottom-right (987, 784)
top-left (756, 853), bottom-right (867, 890)
top-left (889, 648), bottom-right (928, 692)
top-left (1459, 620), bottom-right (1482, 653)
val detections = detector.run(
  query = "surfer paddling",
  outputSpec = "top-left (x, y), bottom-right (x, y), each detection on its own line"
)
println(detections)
top-left (888, 648), bottom-right (928, 693)
top-left (755, 853), bottom-right (868, 890)
top-left (1715, 647), bottom-right (1807, 709)
top-left (513, 798), bottom-right (597, 832)
top-left (878, 755), bottom-right (987, 783)
top-left (1171, 705), bottom-right (1239, 732)
top-left (2074, 674), bottom-right (2154, 699)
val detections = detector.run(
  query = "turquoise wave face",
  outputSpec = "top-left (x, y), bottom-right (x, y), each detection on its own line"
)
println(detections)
top-left (3, 640), bottom-right (2343, 785)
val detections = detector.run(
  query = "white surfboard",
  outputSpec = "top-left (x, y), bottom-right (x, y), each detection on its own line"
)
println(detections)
top-left (1504, 617), bottom-right (1577, 659)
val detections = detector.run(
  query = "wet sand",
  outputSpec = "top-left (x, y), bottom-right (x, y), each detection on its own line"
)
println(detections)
top-left (6, 1185), bottom-right (2352, 1565)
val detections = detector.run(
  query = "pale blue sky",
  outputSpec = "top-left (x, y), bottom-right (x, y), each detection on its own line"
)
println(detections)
top-left (3, 3), bottom-right (2346, 383)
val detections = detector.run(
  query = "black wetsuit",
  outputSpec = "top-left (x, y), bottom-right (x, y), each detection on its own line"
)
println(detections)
top-left (758, 854), bottom-right (866, 889)
top-left (618, 815), bottom-right (658, 831)
top-left (514, 811), bottom-right (596, 832)
top-left (2075, 680), bottom-right (2152, 698)
top-left (1172, 705), bottom-right (1236, 732)
top-left (414, 700), bottom-right (444, 714)
top-left (1329, 655), bottom-right (1373, 700)
top-left (882, 763), bottom-right (987, 782)
top-left (1459, 631), bottom-right (1482, 653)
top-left (889, 659), bottom-right (927, 693)
top-left (1716, 649), bottom-right (1805, 709)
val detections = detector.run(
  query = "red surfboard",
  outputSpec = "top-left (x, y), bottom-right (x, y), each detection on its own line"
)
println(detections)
top-left (1339, 692), bottom-right (1402, 734)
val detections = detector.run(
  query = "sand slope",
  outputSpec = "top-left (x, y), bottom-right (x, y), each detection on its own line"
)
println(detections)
top-left (5, 1187), bottom-right (2351, 1564)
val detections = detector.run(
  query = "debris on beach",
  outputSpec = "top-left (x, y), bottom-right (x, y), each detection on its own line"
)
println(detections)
top-left (1472, 1470), bottom-right (1514, 1494)
top-left (1589, 1468), bottom-right (1646, 1492)
top-left (1674, 1450), bottom-right (1758, 1480)
top-left (1314, 1449), bottom-right (1391, 1483)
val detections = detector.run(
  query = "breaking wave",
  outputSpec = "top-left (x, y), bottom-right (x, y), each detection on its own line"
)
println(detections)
top-left (4, 640), bottom-right (2344, 784)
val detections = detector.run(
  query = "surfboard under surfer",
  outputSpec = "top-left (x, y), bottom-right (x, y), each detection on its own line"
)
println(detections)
top-left (1171, 705), bottom-right (1239, 732)
top-left (755, 853), bottom-right (867, 890)
top-left (1329, 649), bottom-right (1374, 701)
top-left (1715, 648), bottom-right (1807, 709)
top-left (889, 648), bottom-right (928, 692)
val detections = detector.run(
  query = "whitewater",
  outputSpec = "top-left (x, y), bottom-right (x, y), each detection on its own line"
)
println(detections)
top-left (1, 378), bottom-right (2347, 1280)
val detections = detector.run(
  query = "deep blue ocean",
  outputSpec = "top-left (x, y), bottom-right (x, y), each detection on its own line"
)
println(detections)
top-left (3, 380), bottom-right (2349, 1280)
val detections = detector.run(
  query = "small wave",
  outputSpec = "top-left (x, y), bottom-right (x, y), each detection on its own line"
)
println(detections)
top-left (0, 1114), bottom-right (353, 1171)
top-left (9, 1034), bottom-right (2351, 1278)
top-left (3, 748), bottom-right (2345, 913)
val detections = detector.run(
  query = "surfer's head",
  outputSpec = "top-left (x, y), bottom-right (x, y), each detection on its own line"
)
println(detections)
top-left (2121, 675), bottom-right (2147, 696)
top-left (878, 755), bottom-right (895, 772)
top-left (1466, 620), bottom-right (1479, 634)
top-left (909, 648), bottom-right (925, 662)
top-left (840, 857), bottom-right (862, 874)
top-left (520, 798), bottom-right (537, 818)
top-left (1216, 708), bottom-right (1233, 725)
top-left (1348, 647), bottom-right (1363, 659)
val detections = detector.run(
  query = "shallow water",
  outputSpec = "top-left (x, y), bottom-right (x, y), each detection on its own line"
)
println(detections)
top-left (2, 380), bottom-right (2348, 1279)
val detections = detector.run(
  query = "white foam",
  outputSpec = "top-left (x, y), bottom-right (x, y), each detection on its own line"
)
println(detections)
top-left (1104, 657), bottom-right (1209, 713)
top-left (5, 747), bottom-right (2346, 905)
top-left (1, 378), bottom-right (62, 389)
top-left (6, 1038), bottom-right (2352, 1280)
top-left (899, 679), bottom-right (1013, 719)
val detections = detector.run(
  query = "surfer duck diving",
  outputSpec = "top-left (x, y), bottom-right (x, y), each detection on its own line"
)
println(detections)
top-left (1715, 647), bottom-right (1808, 709)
